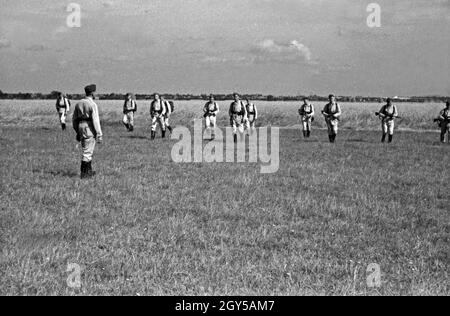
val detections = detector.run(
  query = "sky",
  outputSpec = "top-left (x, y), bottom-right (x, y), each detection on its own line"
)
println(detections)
top-left (0, 0), bottom-right (449, 96)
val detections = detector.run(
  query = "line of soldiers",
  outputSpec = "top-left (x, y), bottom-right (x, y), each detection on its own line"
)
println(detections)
top-left (203, 93), bottom-right (258, 142)
top-left (59, 85), bottom-right (450, 179)
top-left (121, 92), bottom-right (174, 139)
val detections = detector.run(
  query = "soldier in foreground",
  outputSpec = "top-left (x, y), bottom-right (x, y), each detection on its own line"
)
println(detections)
top-left (150, 93), bottom-right (166, 140)
top-left (376, 98), bottom-right (399, 143)
top-left (55, 92), bottom-right (71, 130)
top-left (298, 97), bottom-right (315, 138)
top-left (72, 84), bottom-right (103, 179)
top-left (123, 93), bottom-right (137, 132)
top-left (245, 98), bottom-right (258, 135)
top-left (203, 94), bottom-right (220, 140)
top-left (162, 97), bottom-right (174, 134)
top-left (436, 101), bottom-right (450, 143)
top-left (322, 94), bottom-right (342, 143)
top-left (229, 93), bottom-right (247, 143)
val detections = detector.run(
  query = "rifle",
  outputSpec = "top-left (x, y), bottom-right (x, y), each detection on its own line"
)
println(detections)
top-left (322, 111), bottom-right (340, 121)
top-left (435, 117), bottom-right (449, 125)
top-left (299, 110), bottom-right (315, 122)
top-left (375, 112), bottom-right (401, 119)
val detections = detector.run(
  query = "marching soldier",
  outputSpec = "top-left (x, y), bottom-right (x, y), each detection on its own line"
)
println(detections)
top-left (377, 98), bottom-right (399, 143)
top-left (298, 97), bottom-right (315, 138)
top-left (229, 93), bottom-right (247, 143)
top-left (436, 101), bottom-right (450, 143)
top-left (72, 84), bottom-right (103, 179)
top-left (162, 97), bottom-right (174, 134)
top-left (150, 93), bottom-right (166, 140)
top-left (123, 93), bottom-right (137, 132)
top-left (322, 94), bottom-right (342, 143)
top-left (55, 92), bottom-right (71, 130)
top-left (203, 94), bottom-right (220, 140)
top-left (245, 98), bottom-right (258, 135)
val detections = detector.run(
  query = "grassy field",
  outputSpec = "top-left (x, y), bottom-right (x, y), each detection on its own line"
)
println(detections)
top-left (0, 100), bottom-right (448, 296)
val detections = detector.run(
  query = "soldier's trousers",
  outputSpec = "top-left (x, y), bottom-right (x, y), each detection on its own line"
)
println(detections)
top-left (164, 115), bottom-right (171, 129)
top-left (78, 122), bottom-right (96, 163)
top-left (58, 109), bottom-right (67, 124)
top-left (151, 115), bottom-right (166, 132)
top-left (302, 117), bottom-right (313, 132)
top-left (326, 118), bottom-right (339, 135)
top-left (441, 122), bottom-right (450, 143)
top-left (231, 115), bottom-right (245, 135)
top-left (382, 120), bottom-right (395, 135)
top-left (205, 115), bottom-right (217, 129)
top-left (245, 115), bottom-right (256, 130)
top-left (123, 112), bottom-right (134, 127)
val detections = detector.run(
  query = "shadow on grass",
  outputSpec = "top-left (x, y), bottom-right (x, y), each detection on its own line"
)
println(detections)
top-left (120, 135), bottom-right (148, 140)
top-left (345, 138), bottom-right (372, 143)
top-left (32, 169), bottom-right (79, 178)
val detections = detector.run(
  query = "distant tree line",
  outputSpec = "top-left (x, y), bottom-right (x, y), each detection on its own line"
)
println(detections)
top-left (0, 90), bottom-right (447, 103)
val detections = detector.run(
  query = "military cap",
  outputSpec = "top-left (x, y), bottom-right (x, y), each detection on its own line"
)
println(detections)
top-left (84, 84), bottom-right (97, 95)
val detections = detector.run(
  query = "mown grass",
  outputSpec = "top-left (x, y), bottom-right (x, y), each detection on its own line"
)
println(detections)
top-left (0, 100), bottom-right (448, 296)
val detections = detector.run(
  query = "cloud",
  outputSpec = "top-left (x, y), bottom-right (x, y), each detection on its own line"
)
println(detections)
top-left (0, 38), bottom-right (12, 49)
top-left (251, 39), bottom-right (313, 64)
top-left (202, 39), bottom-right (314, 66)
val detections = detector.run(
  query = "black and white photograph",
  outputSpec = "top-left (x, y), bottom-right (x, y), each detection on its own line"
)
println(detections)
top-left (0, 0), bottom-right (449, 301)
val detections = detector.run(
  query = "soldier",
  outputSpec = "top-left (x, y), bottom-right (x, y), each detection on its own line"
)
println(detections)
top-left (436, 101), bottom-right (450, 143)
top-left (150, 93), bottom-right (166, 140)
top-left (203, 94), bottom-right (220, 140)
top-left (229, 93), bottom-right (247, 143)
top-left (298, 97), bottom-right (315, 138)
top-left (55, 92), bottom-right (71, 130)
top-left (244, 98), bottom-right (258, 135)
top-left (377, 98), bottom-right (399, 143)
top-left (123, 93), bottom-right (137, 132)
top-left (322, 94), bottom-right (342, 143)
top-left (162, 97), bottom-right (174, 134)
top-left (72, 84), bottom-right (103, 179)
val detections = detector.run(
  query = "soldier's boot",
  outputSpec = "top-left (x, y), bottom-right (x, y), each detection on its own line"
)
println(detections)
top-left (162, 130), bottom-right (166, 139)
top-left (441, 133), bottom-right (446, 143)
top-left (381, 133), bottom-right (387, 143)
top-left (151, 131), bottom-right (156, 140)
top-left (388, 134), bottom-right (393, 143)
top-left (234, 134), bottom-right (238, 143)
top-left (330, 134), bottom-right (336, 143)
top-left (61, 123), bottom-right (66, 131)
top-left (86, 162), bottom-right (96, 178)
top-left (303, 131), bottom-right (307, 138)
top-left (129, 125), bottom-right (134, 132)
top-left (307, 130), bottom-right (311, 138)
top-left (329, 135), bottom-right (334, 143)
top-left (167, 126), bottom-right (173, 134)
top-left (80, 161), bottom-right (88, 179)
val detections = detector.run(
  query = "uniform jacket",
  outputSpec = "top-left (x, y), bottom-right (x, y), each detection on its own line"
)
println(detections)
top-left (72, 97), bottom-right (103, 138)
top-left (123, 99), bottom-right (137, 114)
top-left (56, 97), bottom-right (71, 112)
top-left (204, 101), bottom-right (219, 117)
top-left (379, 104), bottom-right (398, 121)
top-left (229, 100), bottom-right (247, 117)
top-left (150, 99), bottom-right (166, 117)
top-left (323, 102), bottom-right (342, 120)
top-left (162, 100), bottom-right (172, 117)
top-left (439, 108), bottom-right (450, 121)
top-left (299, 103), bottom-right (315, 117)
top-left (246, 103), bottom-right (258, 120)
